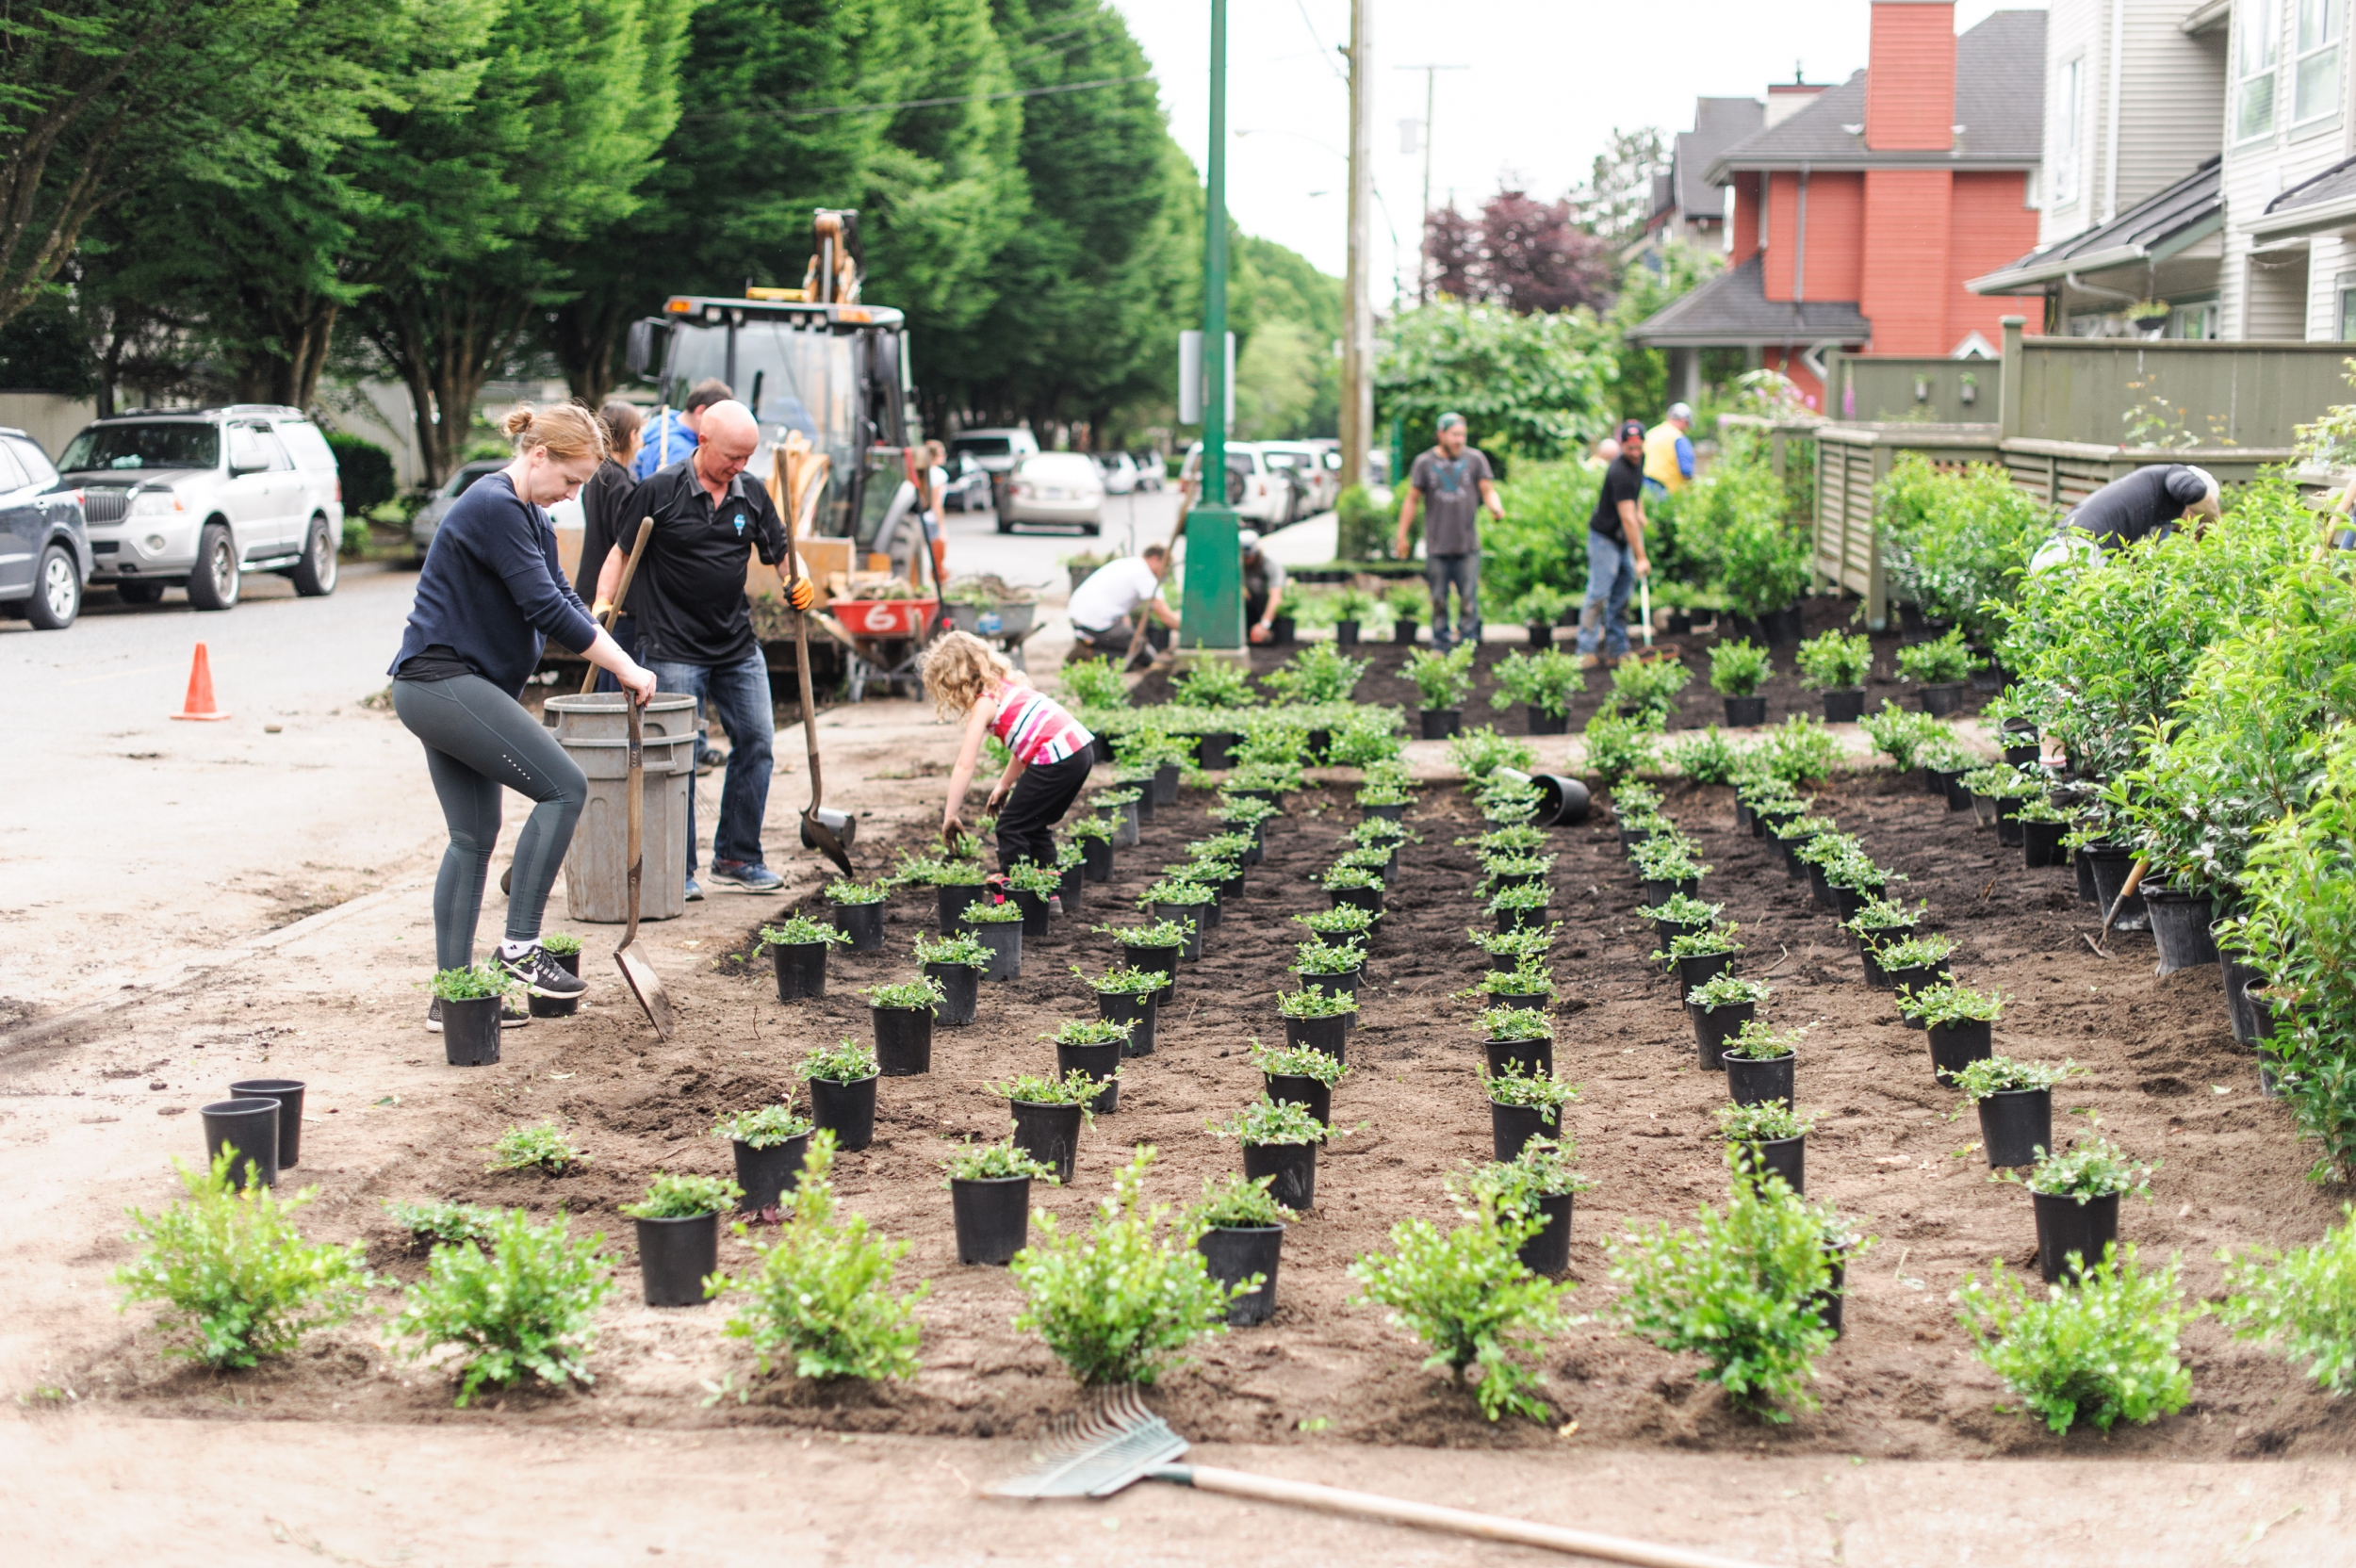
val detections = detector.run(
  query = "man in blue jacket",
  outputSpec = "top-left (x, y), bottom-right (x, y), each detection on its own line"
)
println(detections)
top-left (632, 378), bottom-right (733, 480)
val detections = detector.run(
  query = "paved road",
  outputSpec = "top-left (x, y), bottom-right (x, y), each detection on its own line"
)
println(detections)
top-left (940, 487), bottom-right (1181, 603)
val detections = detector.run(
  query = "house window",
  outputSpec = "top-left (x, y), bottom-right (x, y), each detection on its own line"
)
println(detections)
top-left (2296, 0), bottom-right (2343, 123)
top-left (2052, 56), bottom-right (2083, 205)
top-left (2172, 301), bottom-right (2220, 340)
top-left (2240, 0), bottom-right (2282, 140)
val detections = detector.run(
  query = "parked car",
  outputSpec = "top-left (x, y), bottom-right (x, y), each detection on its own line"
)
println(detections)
top-left (946, 428), bottom-right (1038, 514)
top-left (1000, 451), bottom-right (1104, 534)
top-left (0, 427), bottom-right (91, 629)
top-left (1259, 441), bottom-right (1337, 514)
top-left (409, 460), bottom-right (507, 562)
top-left (1131, 449), bottom-right (1167, 491)
top-left (1093, 451), bottom-right (1138, 495)
top-left (939, 453), bottom-right (991, 513)
top-left (1179, 442), bottom-right (1298, 527)
top-left (57, 404), bottom-right (344, 612)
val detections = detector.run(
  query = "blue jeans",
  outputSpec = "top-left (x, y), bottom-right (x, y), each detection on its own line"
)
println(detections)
top-left (1426, 551), bottom-right (1481, 650)
top-left (1577, 531), bottom-right (1637, 659)
top-left (646, 649), bottom-right (776, 874)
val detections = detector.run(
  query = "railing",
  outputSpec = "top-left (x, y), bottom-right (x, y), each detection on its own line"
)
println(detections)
top-left (1997, 317), bottom-right (2354, 449)
top-left (1826, 352), bottom-right (1995, 426)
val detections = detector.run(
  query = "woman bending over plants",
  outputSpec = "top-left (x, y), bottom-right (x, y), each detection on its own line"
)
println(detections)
top-left (920, 629), bottom-right (1096, 872)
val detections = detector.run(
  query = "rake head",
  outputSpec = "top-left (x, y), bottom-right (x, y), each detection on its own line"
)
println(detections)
top-left (986, 1386), bottom-right (1190, 1498)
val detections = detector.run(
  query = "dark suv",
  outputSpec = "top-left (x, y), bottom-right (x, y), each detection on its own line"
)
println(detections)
top-left (0, 426), bottom-right (91, 630)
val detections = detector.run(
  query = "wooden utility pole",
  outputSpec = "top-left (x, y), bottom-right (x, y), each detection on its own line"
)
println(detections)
top-left (1340, 0), bottom-right (1374, 498)
top-left (1396, 64), bottom-right (1466, 303)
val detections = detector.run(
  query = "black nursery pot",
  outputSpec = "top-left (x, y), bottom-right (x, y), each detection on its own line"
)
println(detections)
top-left (1675, 951), bottom-right (1736, 999)
top-left (1393, 617), bottom-right (1419, 645)
top-left (227, 1078), bottom-right (304, 1169)
top-left (1197, 731), bottom-right (1239, 770)
top-left (936, 883), bottom-right (984, 934)
top-left (1056, 861), bottom-right (1088, 920)
top-left (1527, 704), bottom-right (1568, 736)
top-left (1496, 902), bottom-right (1550, 933)
top-left (1722, 694), bottom-right (1768, 727)
top-left (1926, 1018), bottom-right (1993, 1084)
top-left (951, 1176), bottom-right (1032, 1266)
top-left (201, 1098), bottom-right (280, 1189)
top-left (1517, 1191), bottom-right (1574, 1277)
top-left (1693, 1000), bottom-right (1754, 1070)
top-left (1363, 801), bottom-right (1408, 823)
top-left (1527, 620), bottom-right (1552, 646)
top-left (1994, 803), bottom-right (2025, 847)
top-left (1242, 1140), bottom-right (1317, 1212)
top-left (1726, 1051), bottom-right (1795, 1108)
top-left (1303, 966), bottom-right (1363, 1010)
top-left (1483, 1035), bottom-right (1554, 1079)
top-left (1055, 1039), bottom-right (1122, 1114)
top-left (1334, 619), bottom-right (1361, 645)
top-left (1821, 688), bottom-right (1867, 725)
top-left (1978, 1087), bottom-right (2052, 1168)
top-left (2076, 849), bottom-right (2099, 904)
top-left (1007, 888), bottom-right (1051, 939)
top-left (1418, 708), bottom-right (1464, 741)
top-left (1011, 1099), bottom-right (1085, 1182)
top-left (1936, 767), bottom-right (1972, 810)
top-left (1199, 1225), bottom-right (1284, 1325)
top-left (1885, 962), bottom-right (1950, 1026)
top-left (1081, 837), bottom-right (1114, 883)
top-left (973, 920), bottom-right (1023, 981)
top-left (1099, 988), bottom-right (1157, 1056)
top-left (2085, 846), bottom-right (2149, 931)
top-left (1490, 1099), bottom-right (1561, 1162)
top-left (441, 994), bottom-right (502, 1066)
top-left (809, 1072), bottom-right (878, 1152)
top-left (2021, 817), bottom-right (2067, 869)
top-left (1263, 1072), bottom-right (1332, 1132)
top-left (2223, 958), bottom-right (2266, 1045)
top-left (831, 900), bottom-right (886, 952)
top-left (1131, 941), bottom-right (1182, 1005)
top-left (1917, 680), bottom-right (1966, 717)
top-left (732, 1134), bottom-right (810, 1212)
top-left (2144, 886), bottom-right (2220, 974)
top-left (1736, 1135), bottom-right (1806, 1195)
top-left (1814, 1255), bottom-right (1849, 1339)
top-left (2033, 1190), bottom-right (2119, 1283)
top-left (1153, 761), bottom-right (1182, 806)
top-left (1330, 884), bottom-right (1384, 916)
top-left (1154, 902), bottom-right (1207, 959)
top-left (872, 1005), bottom-right (934, 1076)
top-left (635, 1213), bottom-right (720, 1308)
top-left (528, 950), bottom-right (580, 1018)
top-left (1283, 1011), bottom-right (1349, 1058)
top-left (925, 961), bottom-right (980, 1027)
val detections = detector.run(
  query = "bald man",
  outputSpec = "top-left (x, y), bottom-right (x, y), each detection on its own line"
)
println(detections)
top-left (618, 400), bottom-right (801, 897)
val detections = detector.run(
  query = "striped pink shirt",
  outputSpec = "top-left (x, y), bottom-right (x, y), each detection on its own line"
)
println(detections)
top-left (990, 681), bottom-right (1094, 766)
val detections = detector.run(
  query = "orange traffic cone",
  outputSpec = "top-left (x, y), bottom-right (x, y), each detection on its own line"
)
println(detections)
top-left (171, 642), bottom-right (232, 722)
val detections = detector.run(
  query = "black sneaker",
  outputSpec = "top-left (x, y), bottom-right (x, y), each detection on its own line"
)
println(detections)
top-left (501, 944), bottom-right (588, 999)
top-left (427, 996), bottom-right (534, 1030)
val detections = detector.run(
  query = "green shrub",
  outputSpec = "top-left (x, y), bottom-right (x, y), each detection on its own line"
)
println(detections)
top-left (1012, 1146), bottom-right (1236, 1383)
top-left (1486, 879), bottom-right (1550, 913)
top-left (1403, 643), bottom-right (1478, 709)
top-left (913, 931), bottom-right (990, 969)
top-left (942, 1138), bottom-right (1060, 1184)
top-left (1756, 713), bottom-right (1843, 786)
top-left (800, 1037), bottom-right (878, 1083)
top-left (1050, 1018), bottom-right (1132, 1049)
top-left (714, 1104), bottom-right (811, 1148)
top-left (960, 897), bottom-right (1026, 924)
top-left (1480, 1004), bottom-right (1553, 1041)
top-left (1207, 1094), bottom-right (1329, 1146)
top-left (1252, 1039), bottom-right (1349, 1086)
top-left (391, 1208), bottom-right (610, 1406)
top-left (1173, 661), bottom-right (1258, 710)
top-left (1260, 642), bottom-right (1368, 704)
top-left (1466, 923), bottom-right (1558, 962)
top-left (1709, 639), bottom-right (1771, 697)
top-left (1097, 917), bottom-right (1193, 948)
top-left (1277, 985), bottom-right (1357, 1019)
top-left (1667, 727), bottom-right (1746, 785)
top-left (2014, 1137), bottom-right (2153, 1205)
top-left (384, 1199), bottom-right (503, 1248)
top-left (1058, 657), bottom-right (1130, 710)
top-left (538, 932), bottom-right (582, 957)
top-left (622, 1173), bottom-right (742, 1219)
top-left (1293, 936), bottom-right (1368, 975)
top-left (863, 976), bottom-right (947, 1012)
top-left (1896, 629), bottom-right (1977, 686)
top-left (1448, 726), bottom-right (1538, 780)
top-left (1875, 932), bottom-right (1955, 971)
top-left (1875, 454), bottom-right (2052, 646)
top-left (1688, 972), bottom-right (1769, 1010)
top-left (2214, 1204), bottom-right (2356, 1392)
top-left (1334, 483), bottom-right (1389, 560)
top-left (993, 1069), bottom-right (1102, 1108)
top-left (1956, 1244), bottom-right (2190, 1433)
top-left (1582, 708), bottom-right (1660, 786)
top-left (1952, 1055), bottom-right (2079, 1102)
top-left (1489, 647), bottom-right (1585, 717)
top-left (485, 1120), bottom-right (586, 1175)
top-left (1654, 923), bottom-right (1742, 962)
top-left (1189, 1171), bottom-right (1293, 1228)
top-left (326, 432), bottom-right (397, 514)
top-left (113, 1152), bottom-right (369, 1369)
top-left (1638, 890), bottom-right (1725, 925)
top-left (1725, 1021), bottom-right (1801, 1060)
top-left (1075, 961), bottom-right (1163, 996)
top-left (825, 878), bottom-right (889, 905)
top-left (1896, 982), bottom-right (2004, 1027)
top-left (1349, 1195), bottom-right (1569, 1421)
top-left (1611, 655), bottom-right (1693, 719)
top-left (1719, 1100), bottom-right (1812, 1143)
top-left (432, 963), bottom-right (513, 1003)
top-left (1483, 1062), bottom-right (1576, 1111)
top-left (1858, 707), bottom-right (1950, 770)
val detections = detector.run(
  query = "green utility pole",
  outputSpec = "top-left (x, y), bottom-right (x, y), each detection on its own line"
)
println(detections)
top-left (1180, 0), bottom-right (1241, 650)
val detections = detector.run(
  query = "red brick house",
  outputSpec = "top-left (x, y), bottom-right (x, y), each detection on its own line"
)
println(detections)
top-left (1630, 3), bottom-right (2046, 409)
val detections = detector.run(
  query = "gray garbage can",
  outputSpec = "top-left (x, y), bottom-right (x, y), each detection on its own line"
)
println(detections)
top-left (547, 694), bottom-right (698, 923)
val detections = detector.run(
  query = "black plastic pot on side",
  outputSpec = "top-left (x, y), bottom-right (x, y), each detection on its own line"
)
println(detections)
top-left (951, 1176), bottom-right (1031, 1266)
top-left (1199, 1226), bottom-right (1284, 1325)
top-left (1082, 837), bottom-right (1114, 883)
top-left (1726, 1052), bottom-right (1795, 1108)
top-left (935, 884), bottom-right (984, 934)
top-left (2033, 1190), bottom-right (2119, 1283)
top-left (635, 1213), bottom-right (720, 1308)
top-left (1055, 1039), bottom-right (1122, 1114)
top-left (1482, 1036), bottom-right (1553, 1079)
top-left (2021, 818), bottom-right (2067, 868)
top-left (1977, 1088), bottom-right (2051, 1168)
top-left (1517, 1192), bottom-right (1573, 1277)
top-left (1100, 989), bottom-right (1157, 1055)
top-left (926, 962), bottom-right (980, 1027)
top-left (227, 1078), bottom-right (305, 1168)
top-left (1926, 1018), bottom-right (1993, 1084)
top-left (1283, 1011), bottom-right (1348, 1059)
top-left (1527, 705), bottom-right (1568, 736)
top-left (872, 1005), bottom-right (934, 1076)
top-left (1722, 694), bottom-right (1767, 727)
top-left (1242, 1140), bottom-right (1317, 1211)
top-left (201, 1099), bottom-right (280, 1188)
top-left (1675, 951), bottom-right (1735, 1000)
top-left (1131, 942), bottom-right (1181, 1005)
top-left (2085, 846), bottom-right (2149, 931)
top-left (809, 1073), bottom-right (878, 1152)
top-left (442, 995), bottom-right (501, 1066)
top-left (1263, 1072), bottom-right (1332, 1132)
top-left (1418, 708), bottom-right (1463, 741)
top-left (832, 901), bottom-right (886, 952)
top-left (732, 1133), bottom-right (810, 1211)
top-left (1693, 1000), bottom-right (1753, 1070)
top-left (529, 950), bottom-right (580, 1017)
top-left (1822, 688), bottom-right (1867, 724)
top-left (1490, 1099), bottom-right (1560, 1162)
top-left (974, 921), bottom-right (1023, 981)
top-left (2145, 887), bottom-right (2219, 974)
top-left (1010, 1100), bottom-right (1085, 1182)
top-left (1736, 1134), bottom-right (1806, 1195)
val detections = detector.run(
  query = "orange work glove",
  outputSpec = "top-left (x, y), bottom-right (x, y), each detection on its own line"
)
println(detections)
top-left (787, 577), bottom-right (816, 612)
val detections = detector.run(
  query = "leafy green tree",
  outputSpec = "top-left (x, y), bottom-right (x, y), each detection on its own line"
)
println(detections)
top-left (1376, 300), bottom-right (1614, 466)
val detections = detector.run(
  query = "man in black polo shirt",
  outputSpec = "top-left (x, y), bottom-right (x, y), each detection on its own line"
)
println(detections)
top-left (623, 400), bottom-right (808, 898)
top-left (1576, 418), bottom-right (1652, 668)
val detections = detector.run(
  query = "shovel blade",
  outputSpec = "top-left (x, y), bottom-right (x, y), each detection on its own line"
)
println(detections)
top-left (802, 810), bottom-right (856, 877)
top-left (614, 945), bottom-right (675, 1040)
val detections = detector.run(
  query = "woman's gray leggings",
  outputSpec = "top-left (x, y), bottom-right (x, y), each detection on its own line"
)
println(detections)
top-left (393, 676), bottom-right (587, 972)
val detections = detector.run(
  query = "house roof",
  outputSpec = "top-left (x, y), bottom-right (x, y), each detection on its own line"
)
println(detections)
top-left (2248, 153), bottom-right (2356, 239)
top-left (1625, 253), bottom-right (1870, 348)
top-left (1967, 157), bottom-right (2223, 292)
top-left (1706, 9), bottom-right (2047, 178)
top-left (1675, 98), bottom-right (1765, 216)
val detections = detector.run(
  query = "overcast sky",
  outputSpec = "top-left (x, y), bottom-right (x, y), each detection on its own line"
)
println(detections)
top-left (1111, 0), bottom-right (2037, 300)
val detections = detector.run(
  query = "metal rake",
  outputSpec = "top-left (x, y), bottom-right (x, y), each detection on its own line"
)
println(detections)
top-left (989, 1388), bottom-right (1758, 1568)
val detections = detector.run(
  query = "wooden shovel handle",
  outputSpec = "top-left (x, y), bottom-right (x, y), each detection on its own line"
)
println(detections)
top-left (622, 695), bottom-right (643, 952)
top-left (580, 517), bottom-right (655, 695)
top-left (2099, 855), bottom-right (2150, 941)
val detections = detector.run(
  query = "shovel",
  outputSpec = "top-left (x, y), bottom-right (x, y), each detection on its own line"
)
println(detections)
top-left (2097, 855), bottom-right (2151, 947)
top-left (614, 695), bottom-right (675, 1039)
top-left (778, 485), bottom-right (854, 879)
top-left (1638, 573), bottom-right (1654, 649)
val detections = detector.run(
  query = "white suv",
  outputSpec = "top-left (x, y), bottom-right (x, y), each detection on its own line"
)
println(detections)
top-left (57, 405), bottom-right (344, 611)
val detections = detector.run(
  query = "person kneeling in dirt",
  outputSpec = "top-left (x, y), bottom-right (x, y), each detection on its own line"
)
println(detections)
top-left (922, 629), bottom-right (1097, 873)
top-left (1068, 544), bottom-right (1179, 665)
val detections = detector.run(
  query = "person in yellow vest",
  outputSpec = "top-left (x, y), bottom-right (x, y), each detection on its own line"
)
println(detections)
top-left (1642, 402), bottom-right (1695, 497)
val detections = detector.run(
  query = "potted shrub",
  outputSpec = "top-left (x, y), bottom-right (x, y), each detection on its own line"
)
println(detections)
top-left (1468, 923), bottom-right (1558, 979)
top-left (1638, 890), bottom-right (1725, 955)
top-left (1403, 643), bottom-right (1477, 739)
top-left (1050, 1018), bottom-right (1129, 1113)
top-left (1332, 584), bottom-right (1376, 645)
top-left (826, 878), bottom-right (891, 951)
top-left (2015, 794), bottom-right (2072, 869)
top-left (1483, 877), bottom-right (1551, 933)
top-left (1053, 841), bottom-right (1089, 918)
top-left (994, 1069), bottom-right (1098, 1182)
top-left (1071, 812), bottom-right (1119, 883)
top-left (1462, 963), bottom-right (1555, 1016)
top-left (1293, 935), bottom-right (1367, 1002)
top-left (622, 1173), bottom-right (742, 1308)
top-left (1490, 646), bottom-right (1584, 736)
top-left (919, 856), bottom-right (990, 932)
top-left (1209, 1095), bottom-right (1331, 1212)
top-left (1079, 962), bottom-right (1162, 1055)
top-left (1709, 639), bottom-right (1772, 727)
top-left (1141, 878), bottom-right (1217, 958)
top-left (1480, 850), bottom-right (1556, 897)
top-left (528, 932), bottom-right (584, 1019)
top-left (1686, 972), bottom-right (1770, 1069)
top-left (1098, 919), bottom-right (1189, 1004)
top-left (1795, 630), bottom-right (1873, 724)
top-left (1720, 1100), bottom-right (1814, 1195)
top-left (1320, 862), bottom-right (1385, 918)
top-left (1115, 760), bottom-right (1161, 824)
top-left (2013, 1137), bottom-right (2151, 1283)
top-left (943, 1139), bottom-right (1059, 1266)
top-left (958, 895), bottom-right (1027, 980)
top-left (1188, 1173), bottom-right (1293, 1326)
top-left (912, 932), bottom-right (989, 1027)
top-left (1357, 777), bottom-right (1415, 820)
top-left (1001, 861), bottom-right (1061, 937)
top-left (1485, 1061), bottom-right (1577, 1161)
top-left (1955, 1055), bottom-right (2081, 1168)
top-left (1255, 1037), bottom-right (1348, 1132)
top-left (1631, 838), bottom-right (1710, 906)
top-left (1877, 933), bottom-right (1957, 1025)
top-left (433, 963), bottom-right (512, 1068)
top-left (1278, 984), bottom-right (1356, 1057)
top-left (1511, 586), bottom-right (1572, 646)
top-left (1897, 630), bottom-right (1977, 716)
top-left (714, 1104), bottom-right (812, 1213)
top-left (1097, 785), bottom-right (1144, 845)
top-left (1463, 1136), bottom-right (1588, 1278)
top-left (1899, 981), bottom-right (2003, 1084)
top-left (862, 976), bottom-right (944, 1076)
top-left (1658, 923), bottom-right (1743, 999)
top-left (1842, 897), bottom-right (1923, 987)
top-left (799, 1037), bottom-right (880, 1152)
top-left (1383, 580), bottom-right (1425, 645)
top-left (1723, 1020), bottom-right (1799, 1108)
top-left (1480, 1004), bottom-right (1554, 1079)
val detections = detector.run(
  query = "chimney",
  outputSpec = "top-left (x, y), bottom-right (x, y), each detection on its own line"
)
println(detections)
top-left (1864, 1), bottom-right (1956, 152)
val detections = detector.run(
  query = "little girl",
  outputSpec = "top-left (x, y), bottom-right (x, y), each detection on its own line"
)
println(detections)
top-left (920, 630), bottom-right (1097, 868)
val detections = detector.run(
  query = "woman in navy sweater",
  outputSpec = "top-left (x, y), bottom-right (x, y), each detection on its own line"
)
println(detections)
top-left (389, 404), bottom-right (658, 1029)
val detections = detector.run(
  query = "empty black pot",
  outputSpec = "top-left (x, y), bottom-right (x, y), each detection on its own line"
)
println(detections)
top-left (732, 1133), bottom-right (810, 1212)
top-left (2021, 818), bottom-right (2067, 868)
top-left (442, 994), bottom-right (501, 1066)
top-left (1055, 1038), bottom-right (1122, 1114)
top-left (201, 1098), bottom-right (279, 1188)
top-left (1517, 1192), bottom-right (1573, 1277)
top-left (1263, 1072), bottom-right (1332, 1131)
top-left (1099, 988), bottom-right (1157, 1055)
top-left (227, 1078), bottom-right (304, 1168)
top-left (1242, 1140), bottom-right (1317, 1211)
top-left (636, 1213), bottom-right (719, 1307)
top-left (1490, 1099), bottom-right (1560, 1161)
top-left (809, 1072), bottom-right (878, 1152)
top-left (936, 884), bottom-right (984, 934)
top-left (1813, 1255), bottom-right (1849, 1339)
top-left (2223, 958), bottom-right (2266, 1045)
top-left (2144, 886), bottom-right (2219, 974)
top-left (1693, 1001), bottom-right (1754, 1070)
top-left (1736, 1134), bottom-right (1806, 1195)
top-left (1198, 1225), bottom-right (1284, 1325)
top-left (1011, 1099), bottom-right (1085, 1182)
top-left (1821, 688), bottom-right (1866, 724)
top-left (1926, 1018), bottom-right (1993, 1084)
top-left (951, 1175), bottom-right (1032, 1266)
top-left (831, 901), bottom-right (886, 951)
top-left (872, 1005), bottom-right (934, 1076)
top-left (925, 961), bottom-right (980, 1027)
top-left (1726, 1051), bottom-right (1794, 1108)
top-left (1723, 694), bottom-right (1768, 727)
top-left (1977, 1087), bottom-right (2051, 1168)
top-left (1334, 619), bottom-right (1361, 645)
top-left (2033, 1190), bottom-right (2119, 1283)
top-left (973, 921), bottom-right (1023, 981)
top-left (1483, 1036), bottom-right (1553, 1079)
